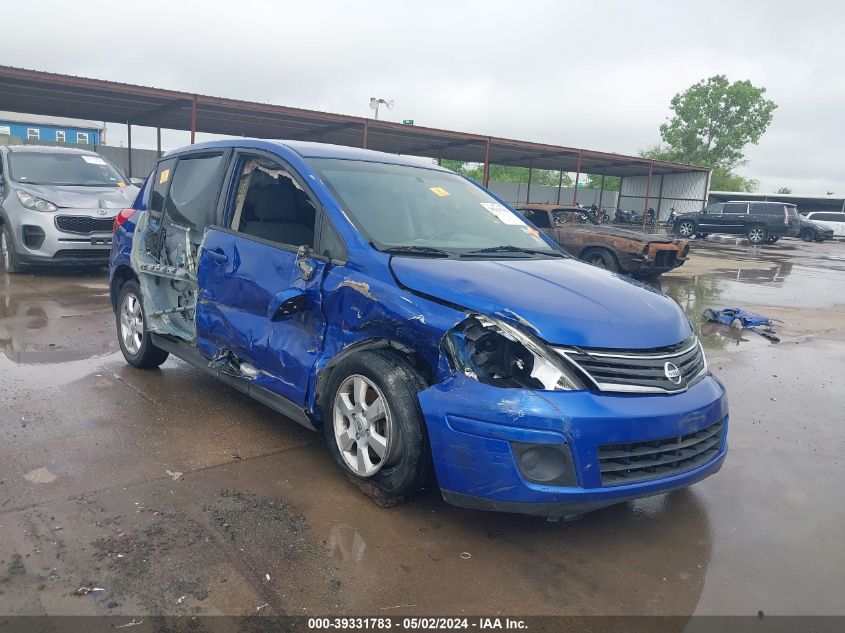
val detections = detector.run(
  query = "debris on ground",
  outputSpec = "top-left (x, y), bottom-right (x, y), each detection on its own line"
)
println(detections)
top-left (73, 586), bottom-right (105, 596)
top-left (703, 308), bottom-right (782, 342)
top-left (165, 470), bottom-right (183, 481)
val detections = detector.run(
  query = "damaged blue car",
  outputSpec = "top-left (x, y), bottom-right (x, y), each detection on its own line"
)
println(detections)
top-left (109, 139), bottom-right (728, 519)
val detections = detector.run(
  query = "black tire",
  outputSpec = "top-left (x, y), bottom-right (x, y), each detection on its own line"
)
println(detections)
top-left (115, 280), bottom-right (169, 369)
top-left (766, 235), bottom-right (781, 244)
top-left (676, 220), bottom-right (696, 238)
top-left (581, 247), bottom-right (620, 272)
top-left (323, 350), bottom-right (431, 501)
top-left (746, 224), bottom-right (768, 244)
top-left (1, 224), bottom-right (22, 274)
top-left (814, 237), bottom-right (824, 243)
top-left (801, 229), bottom-right (815, 242)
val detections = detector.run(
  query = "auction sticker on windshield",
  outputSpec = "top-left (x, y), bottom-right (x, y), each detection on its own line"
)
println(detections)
top-left (430, 186), bottom-right (450, 197)
top-left (81, 155), bottom-right (107, 166)
top-left (480, 202), bottom-right (525, 225)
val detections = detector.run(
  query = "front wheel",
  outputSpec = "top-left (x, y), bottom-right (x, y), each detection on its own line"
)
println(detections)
top-left (676, 220), bottom-right (696, 238)
top-left (116, 280), bottom-right (169, 368)
top-left (580, 247), bottom-right (620, 272)
top-left (1, 224), bottom-right (22, 274)
top-left (747, 225), bottom-right (768, 244)
top-left (323, 350), bottom-right (430, 502)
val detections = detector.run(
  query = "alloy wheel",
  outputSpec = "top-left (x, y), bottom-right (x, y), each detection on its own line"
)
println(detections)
top-left (1, 232), bottom-right (9, 270)
top-left (748, 227), bottom-right (766, 244)
top-left (678, 221), bottom-right (694, 237)
top-left (587, 253), bottom-right (609, 269)
top-left (333, 374), bottom-right (395, 477)
top-left (120, 293), bottom-right (144, 355)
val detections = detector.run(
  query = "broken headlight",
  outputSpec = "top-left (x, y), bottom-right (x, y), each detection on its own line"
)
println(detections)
top-left (442, 315), bottom-right (585, 391)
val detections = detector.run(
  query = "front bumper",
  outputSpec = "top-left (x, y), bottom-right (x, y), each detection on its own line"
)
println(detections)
top-left (6, 206), bottom-right (113, 264)
top-left (419, 373), bottom-right (728, 518)
top-left (620, 242), bottom-right (689, 275)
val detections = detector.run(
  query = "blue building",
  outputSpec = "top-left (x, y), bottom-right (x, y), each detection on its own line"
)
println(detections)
top-left (0, 111), bottom-right (104, 145)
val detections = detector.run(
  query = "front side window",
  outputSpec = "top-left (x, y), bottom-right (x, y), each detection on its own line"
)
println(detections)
top-left (27, 128), bottom-right (39, 140)
top-left (310, 159), bottom-right (558, 257)
top-left (723, 203), bottom-right (748, 214)
top-left (229, 158), bottom-right (316, 248)
top-left (163, 153), bottom-right (225, 229)
top-left (8, 151), bottom-right (126, 186)
top-left (701, 203), bottom-right (724, 215)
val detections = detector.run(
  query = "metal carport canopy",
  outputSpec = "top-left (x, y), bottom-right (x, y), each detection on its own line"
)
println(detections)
top-left (0, 64), bottom-right (705, 179)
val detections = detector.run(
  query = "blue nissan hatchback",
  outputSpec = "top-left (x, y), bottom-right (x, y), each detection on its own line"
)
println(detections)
top-left (109, 139), bottom-right (727, 519)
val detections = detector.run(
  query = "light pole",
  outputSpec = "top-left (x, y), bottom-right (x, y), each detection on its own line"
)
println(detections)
top-left (369, 97), bottom-right (394, 120)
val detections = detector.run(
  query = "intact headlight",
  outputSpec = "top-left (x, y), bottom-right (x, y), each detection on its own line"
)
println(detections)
top-left (442, 314), bottom-right (585, 391)
top-left (16, 190), bottom-right (58, 212)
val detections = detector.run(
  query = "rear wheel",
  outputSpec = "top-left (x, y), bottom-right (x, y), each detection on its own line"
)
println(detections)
top-left (801, 229), bottom-right (815, 242)
top-left (581, 247), bottom-right (620, 272)
top-left (746, 224), bottom-right (768, 244)
top-left (1, 225), bottom-right (22, 274)
top-left (676, 220), bottom-right (695, 238)
top-left (766, 235), bottom-right (781, 244)
top-left (324, 350), bottom-right (431, 502)
top-left (116, 280), bottom-right (169, 368)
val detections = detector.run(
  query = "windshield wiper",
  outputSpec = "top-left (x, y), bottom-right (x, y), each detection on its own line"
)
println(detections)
top-left (378, 244), bottom-right (452, 258)
top-left (462, 245), bottom-right (563, 257)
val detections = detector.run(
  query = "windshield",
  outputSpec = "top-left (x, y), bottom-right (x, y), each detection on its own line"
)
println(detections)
top-left (310, 159), bottom-right (561, 257)
top-left (8, 152), bottom-right (128, 187)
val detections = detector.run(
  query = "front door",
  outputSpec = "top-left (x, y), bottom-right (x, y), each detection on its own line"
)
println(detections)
top-left (195, 152), bottom-right (326, 407)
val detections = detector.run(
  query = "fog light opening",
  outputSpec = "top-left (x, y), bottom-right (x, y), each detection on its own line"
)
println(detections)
top-left (512, 443), bottom-right (577, 486)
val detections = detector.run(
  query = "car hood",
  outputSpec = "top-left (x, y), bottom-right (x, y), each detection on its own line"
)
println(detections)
top-left (390, 257), bottom-right (692, 348)
top-left (568, 225), bottom-right (675, 243)
top-left (13, 184), bottom-right (138, 209)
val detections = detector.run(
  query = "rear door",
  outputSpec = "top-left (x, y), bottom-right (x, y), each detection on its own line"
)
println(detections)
top-left (194, 149), bottom-right (330, 407)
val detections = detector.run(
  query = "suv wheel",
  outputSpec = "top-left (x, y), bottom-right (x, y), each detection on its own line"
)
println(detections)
top-left (747, 225), bottom-right (768, 244)
top-left (676, 220), bottom-right (695, 238)
top-left (766, 235), bottom-right (781, 244)
top-left (116, 280), bottom-right (170, 368)
top-left (1, 225), bottom-right (21, 274)
top-left (324, 350), bottom-right (430, 502)
top-left (581, 247), bottom-right (620, 272)
top-left (800, 229), bottom-right (815, 242)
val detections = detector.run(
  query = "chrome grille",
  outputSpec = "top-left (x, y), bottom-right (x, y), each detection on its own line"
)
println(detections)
top-left (56, 215), bottom-right (114, 234)
top-left (556, 336), bottom-right (706, 394)
top-left (598, 418), bottom-right (725, 486)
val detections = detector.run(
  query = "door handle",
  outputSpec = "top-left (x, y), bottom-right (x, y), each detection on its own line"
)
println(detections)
top-left (205, 249), bottom-right (228, 264)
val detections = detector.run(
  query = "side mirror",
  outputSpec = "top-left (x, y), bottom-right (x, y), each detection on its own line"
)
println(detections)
top-left (267, 288), bottom-right (307, 320)
top-left (295, 245), bottom-right (315, 281)
top-left (129, 177), bottom-right (145, 187)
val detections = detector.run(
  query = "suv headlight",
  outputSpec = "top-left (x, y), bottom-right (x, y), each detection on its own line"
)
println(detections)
top-left (16, 190), bottom-right (58, 212)
top-left (442, 314), bottom-right (585, 391)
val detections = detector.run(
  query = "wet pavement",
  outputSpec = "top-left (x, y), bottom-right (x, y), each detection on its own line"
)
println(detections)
top-left (1, 238), bottom-right (844, 618)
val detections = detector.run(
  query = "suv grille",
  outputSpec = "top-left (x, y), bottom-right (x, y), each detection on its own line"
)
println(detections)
top-left (56, 215), bottom-right (114, 234)
top-left (556, 336), bottom-right (706, 393)
top-left (598, 418), bottom-right (725, 486)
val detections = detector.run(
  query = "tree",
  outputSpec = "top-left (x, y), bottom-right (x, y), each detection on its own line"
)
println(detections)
top-left (659, 75), bottom-right (776, 172)
top-left (584, 174), bottom-right (620, 191)
top-left (640, 146), bottom-right (759, 192)
top-left (776, 186), bottom-right (792, 194)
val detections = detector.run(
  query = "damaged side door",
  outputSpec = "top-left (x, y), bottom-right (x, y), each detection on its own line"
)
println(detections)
top-left (131, 150), bottom-right (230, 342)
top-left (194, 150), bottom-right (329, 408)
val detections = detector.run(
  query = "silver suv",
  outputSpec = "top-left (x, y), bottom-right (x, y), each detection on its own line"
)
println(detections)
top-left (0, 145), bottom-right (139, 272)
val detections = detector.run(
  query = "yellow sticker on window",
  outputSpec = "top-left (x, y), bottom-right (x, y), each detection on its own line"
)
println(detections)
top-left (159, 168), bottom-right (170, 184)
top-left (430, 187), bottom-right (450, 197)
top-left (116, 181), bottom-right (126, 187)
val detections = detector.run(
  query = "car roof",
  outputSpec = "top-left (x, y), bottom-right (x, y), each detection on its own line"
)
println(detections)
top-left (726, 199), bottom-right (797, 207)
top-left (3, 144), bottom-right (101, 156)
top-left (164, 138), bottom-right (450, 170)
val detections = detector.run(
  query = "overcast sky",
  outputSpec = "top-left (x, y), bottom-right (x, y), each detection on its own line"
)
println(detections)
top-left (2, 0), bottom-right (842, 194)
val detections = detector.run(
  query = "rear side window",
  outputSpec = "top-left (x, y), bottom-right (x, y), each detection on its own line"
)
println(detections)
top-left (164, 153), bottom-right (225, 229)
top-left (829, 213), bottom-right (845, 221)
top-left (723, 203), bottom-right (748, 214)
top-left (752, 203), bottom-right (784, 216)
top-left (150, 157), bottom-right (177, 213)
